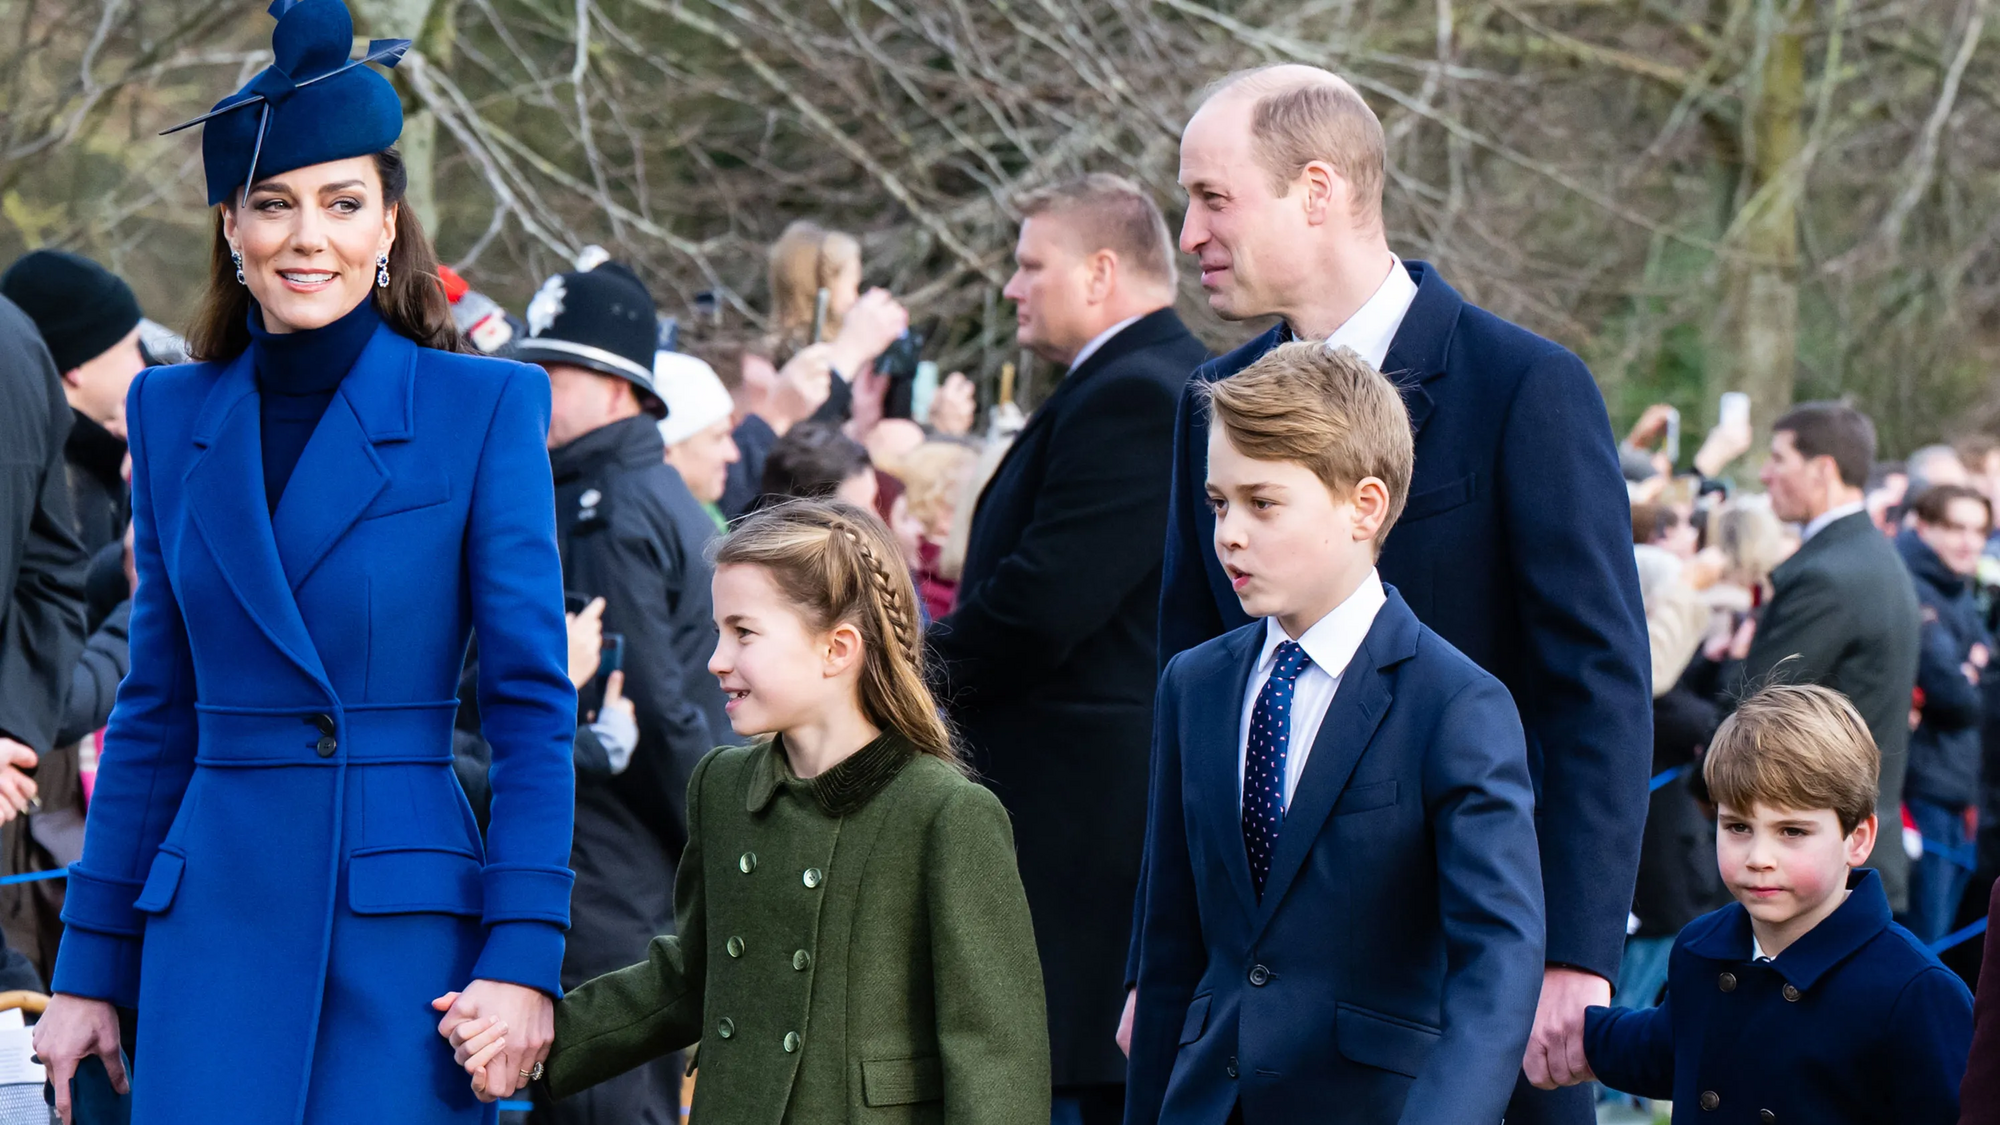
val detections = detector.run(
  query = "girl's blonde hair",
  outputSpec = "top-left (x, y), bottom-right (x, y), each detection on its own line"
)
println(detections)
top-left (715, 498), bottom-right (958, 764)
top-left (896, 442), bottom-right (978, 536)
top-left (768, 221), bottom-right (861, 348)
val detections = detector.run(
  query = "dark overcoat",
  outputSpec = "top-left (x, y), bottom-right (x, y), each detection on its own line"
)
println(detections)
top-left (50, 326), bottom-right (578, 1125)
top-left (1584, 870), bottom-right (1973, 1124)
top-left (929, 307), bottom-right (1206, 1087)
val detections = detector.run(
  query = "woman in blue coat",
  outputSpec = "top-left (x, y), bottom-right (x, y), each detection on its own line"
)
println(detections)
top-left (31, 2), bottom-right (577, 1121)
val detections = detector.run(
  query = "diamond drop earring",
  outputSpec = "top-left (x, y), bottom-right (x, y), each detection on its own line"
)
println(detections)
top-left (231, 248), bottom-right (245, 286)
top-left (376, 252), bottom-right (390, 289)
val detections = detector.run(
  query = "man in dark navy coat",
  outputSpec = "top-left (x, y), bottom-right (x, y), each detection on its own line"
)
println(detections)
top-left (1148, 65), bottom-right (1650, 1121)
top-left (929, 174), bottom-right (1207, 1124)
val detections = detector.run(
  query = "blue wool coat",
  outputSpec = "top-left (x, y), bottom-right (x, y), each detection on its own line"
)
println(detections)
top-left (1583, 870), bottom-right (1974, 1123)
top-left (50, 324), bottom-right (578, 1125)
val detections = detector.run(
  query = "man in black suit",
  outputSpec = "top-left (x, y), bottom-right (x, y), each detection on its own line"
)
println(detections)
top-left (928, 173), bottom-right (1207, 1125)
top-left (1149, 65), bottom-right (1651, 1121)
top-left (1740, 402), bottom-right (1920, 909)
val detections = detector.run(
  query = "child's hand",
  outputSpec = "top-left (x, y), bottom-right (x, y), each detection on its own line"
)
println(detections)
top-left (460, 1016), bottom-right (512, 1102)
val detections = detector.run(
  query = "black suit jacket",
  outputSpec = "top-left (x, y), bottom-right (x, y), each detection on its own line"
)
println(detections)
top-left (1737, 510), bottom-right (1920, 907)
top-left (929, 307), bottom-right (1207, 1086)
top-left (1155, 262), bottom-right (1651, 983)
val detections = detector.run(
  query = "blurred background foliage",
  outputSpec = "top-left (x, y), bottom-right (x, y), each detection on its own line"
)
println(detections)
top-left (3, 0), bottom-right (1998, 450)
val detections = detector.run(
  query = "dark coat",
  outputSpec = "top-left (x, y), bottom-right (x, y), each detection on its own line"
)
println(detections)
top-left (55, 599), bottom-right (128, 747)
top-left (1899, 529), bottom-right (1990, 810)
top-left (546, 734), bottom-right (1051, 1125)
top-left (1962, 875), bottom-right (2000, 1124)
top-left (929, 307), bottom-right (1205, 1087)
top-left (0, 296), bottom-right (88, 756)
top-left (1127, 590), bottom-right (1545, 1125)
top-left (1584, 871), bottom-right (1973, 1124)
top-left (1737, 512), bottom-right (1921, 907)
top-left (1633, 686), bottom-right (1729, 940)
top-left (721, 413), bottom-right (777, 520)
top-left (1155, 262), bottom-right (1651, 984)
top-left (62, 409), bottom-right (129, 556)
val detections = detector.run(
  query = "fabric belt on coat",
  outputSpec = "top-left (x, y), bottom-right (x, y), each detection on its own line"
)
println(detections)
top-left (193, 701), bottom-right (460, 766)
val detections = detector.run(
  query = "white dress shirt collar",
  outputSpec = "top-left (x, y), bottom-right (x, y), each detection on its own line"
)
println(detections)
top-left (1255, 569), bottom-right (1389, 682)
top-left (1323, 256), bottom-right (1419, 370)
top-left (1802, 500), bottom-right (1867, 543)
top-left (1239, 571), bottom-right (1389, 810)
top-left (1067, 313), bottom-right (1146, 374)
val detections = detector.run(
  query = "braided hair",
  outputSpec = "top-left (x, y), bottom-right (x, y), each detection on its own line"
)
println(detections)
top-left (713, 498), bottom-right (959, 764)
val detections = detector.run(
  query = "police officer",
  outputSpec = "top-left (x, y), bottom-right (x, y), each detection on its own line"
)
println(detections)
top-left (513, 259), bottom-right (728, 1125)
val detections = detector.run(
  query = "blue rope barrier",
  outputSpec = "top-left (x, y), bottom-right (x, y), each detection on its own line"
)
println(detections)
top-left (1648, 765), bottom-right (1688, 793)
top-left (1929, 917), bottom-right (1988, 955)
top-left (1919, 836), bottom-right (1980, 872)
top-left (0, 867), bottom-right (67, 887)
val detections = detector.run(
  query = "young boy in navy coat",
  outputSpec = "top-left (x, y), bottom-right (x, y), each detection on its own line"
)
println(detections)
top-left (1125, 342), bottom-right (1545, 1125)
top-left (1575, 683), bottom-right (1974, 1122)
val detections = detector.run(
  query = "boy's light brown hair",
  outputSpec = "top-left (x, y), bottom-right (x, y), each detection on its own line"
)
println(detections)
top-left (1200, 340), bottom-right (1414, 548)
top-left (1704, 683), bottom-right (1880, 835)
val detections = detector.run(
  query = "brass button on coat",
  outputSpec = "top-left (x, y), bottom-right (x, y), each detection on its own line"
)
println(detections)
top-left (1699, 1091), bottom-right (1720, 1111)
top-left (783, 1031), bottom-right (801, 1053)
top-left (1717, 972), bottom-right (1736, 992)
top-left (792, 949), bottom-right (811, 971)
top-left (716, 1018), bottom-right (735, 1039)
top-left (726, 936), bottom-right (744, 958)
top-left (1781, 983), bottom-right (1801, 1002)
top-left (803, 867), bottom-right (823, 889)
top-left (739, 852), bottom-right (757, 874)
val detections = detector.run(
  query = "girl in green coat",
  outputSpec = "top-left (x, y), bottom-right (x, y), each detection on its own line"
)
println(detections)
top-left (442, 499), bottom-right (1050, 1124)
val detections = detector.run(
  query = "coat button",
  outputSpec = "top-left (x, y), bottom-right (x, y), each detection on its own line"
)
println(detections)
top-left (1248, 964), bottom-right (1270, 986)
top-left (803, 867), bottom-right (823, 889)
top-left (308, 713), bottom-right (335, 735)
top-left (1225, 1055), bottom-right (1238, 1079)
top-left (739, 852), bottom-right (757, 874)
top-left (1781, 983), bottom-right (1801, 1002)
top-left (316, 735), bottom-right (337, 758)
top-left (1699, 1091), bottom-right (1720, 1111)
top-left (783, 1031), bottom-right (801, 1053)
top-left (1717, 972), bottom-right (1736, 992)
top-left (716, 1018), bottom-right (734, 1039)
top-left (1760, 1111), bottom-right (1776, 1123)
top-left (792, 949), bottom-right (811, 971)
top-left (726, 936), bottom-right (744, 958)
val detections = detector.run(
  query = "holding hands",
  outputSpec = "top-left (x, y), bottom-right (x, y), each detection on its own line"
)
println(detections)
top-left (432, 980), bottom-right (554, 1102)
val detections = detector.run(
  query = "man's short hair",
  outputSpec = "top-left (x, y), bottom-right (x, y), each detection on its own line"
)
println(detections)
top-left (1911, 482), bottom-right (1994, 530)
top-left (1200, 341), bottom-right (1413, 546)
top-left (1772, 401), bottom-right (1877, 490)
top-left (1705, 683), bottom-right (1879, 836)
top-left (1015, 173), bottom-right (1176, 287)
top-left (760, 421), bottom-right (871, 503)
top-left (1208, 66), bottom-right (1385, 222)
top-left (682, 333), bottom-right (774, 393)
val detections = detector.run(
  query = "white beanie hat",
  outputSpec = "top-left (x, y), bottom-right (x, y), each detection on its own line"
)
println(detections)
top-left (654, 350), bottom-right (736, 446)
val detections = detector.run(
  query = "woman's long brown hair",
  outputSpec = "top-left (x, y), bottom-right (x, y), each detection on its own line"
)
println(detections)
top-left (183, 147), bottom-right (463, 361)
top-left (714, 498), bottom-right (960, 765)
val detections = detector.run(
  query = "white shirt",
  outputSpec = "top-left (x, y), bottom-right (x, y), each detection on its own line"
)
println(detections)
top-left (1324, 256), bottom-right (1419, 370)
top-left (1238, 571), bottom-right (1388, 811)
top-left (1067, 314), bottom-right (1145, 374)
top-left (1802, 500), bottom-right (1867, 542)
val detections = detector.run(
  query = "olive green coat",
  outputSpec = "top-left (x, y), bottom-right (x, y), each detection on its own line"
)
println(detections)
top-left (545, 733), bottom-right (1051, 1124)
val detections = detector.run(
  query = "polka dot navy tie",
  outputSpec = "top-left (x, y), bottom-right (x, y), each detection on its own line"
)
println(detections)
top-left (1244, 640), bottom-right (1312, 900)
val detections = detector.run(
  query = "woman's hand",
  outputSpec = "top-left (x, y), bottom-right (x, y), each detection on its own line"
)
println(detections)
top-left (928, 372), bottom-right (977, 437)
top-left (566, 597), bottom-right (606, 689)
top-left (32, 994), bottom-right (128, 1124)
top-left (433, 981), bottom-right (553, 1102)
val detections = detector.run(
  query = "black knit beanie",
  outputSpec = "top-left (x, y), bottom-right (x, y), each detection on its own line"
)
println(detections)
top-left (0, 250), bottom-right (142, 373)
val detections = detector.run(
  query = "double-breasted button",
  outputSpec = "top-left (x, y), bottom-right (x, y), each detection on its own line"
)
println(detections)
top-left (792, 949), bottom-right (811, 971)
top-left (783, 1031), bottom-right (801, 1053)
top-left (1717, 971), bottom-right (1737, 992)
top-left (1248, 964), bottom-right (1271, 987)
top-left (1759, 1111), bottom-right (1776, 1123)
top-left (726, 936), bottom-right (744, 958)
top-left (1781, 983), bottom-right (1801, 1002)
top-left (1699, 1090), bottom-right (1720, 1111)
top-left (716, 1018), bottom-right (734, 1039)
top-left (739, 852), bottom-right (757, 874)
top-left (316, 735), bottom-right (337, 758)
top-left (309, 713), bottom-right (335, 735)
top-left (803, 867), bottom-right (823, 889)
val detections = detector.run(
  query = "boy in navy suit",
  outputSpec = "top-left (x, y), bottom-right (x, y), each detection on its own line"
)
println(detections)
top-left (1126, 341), bottom-right (1544, 1125)
top-left (1573, 684), bottom-right (1974, 1122)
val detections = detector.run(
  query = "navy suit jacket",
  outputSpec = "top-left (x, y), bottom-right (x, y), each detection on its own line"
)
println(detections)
top-left (1155, 261), bottom-right (1650, 980)
top-left (1127, 590), bottom-right (1545, 1125)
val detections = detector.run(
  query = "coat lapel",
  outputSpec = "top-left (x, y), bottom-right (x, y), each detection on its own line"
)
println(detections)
top-left (182, 351), bottom-right (331, 691)
top-left (270, 324), bottom-right (417, 590)
top-left (1194, 625), bottom-right (1266, 919)
top-left (1251, 592), bottom-right (1422, 937)
top-left (1377, 261), bottom-right (1463, 441)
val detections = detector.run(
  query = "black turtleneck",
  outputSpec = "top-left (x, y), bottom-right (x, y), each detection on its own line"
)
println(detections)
top-left (250, 295), bottom-right (381, 512)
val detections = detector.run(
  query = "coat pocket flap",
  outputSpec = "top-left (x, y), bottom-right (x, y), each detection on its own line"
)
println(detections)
top-left (1332, 780), bottom-right (1399, 817)
top-left (1400, 472), bottom-right (1477, 523)
top-left (131, 851), bottom-right (186, 915)
top-left (1335, 1003), bottom-right (1441, 1078)
top-left (1179, 993), bottom-right (1213, 1045)
top-left (861, 1056), bottom-right (944, 1107)
top-left (348, 847), bottom-right (482, 916)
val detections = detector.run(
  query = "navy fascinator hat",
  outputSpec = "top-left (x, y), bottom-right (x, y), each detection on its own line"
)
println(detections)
top-left (166, 0), bottom-right (411, 207)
